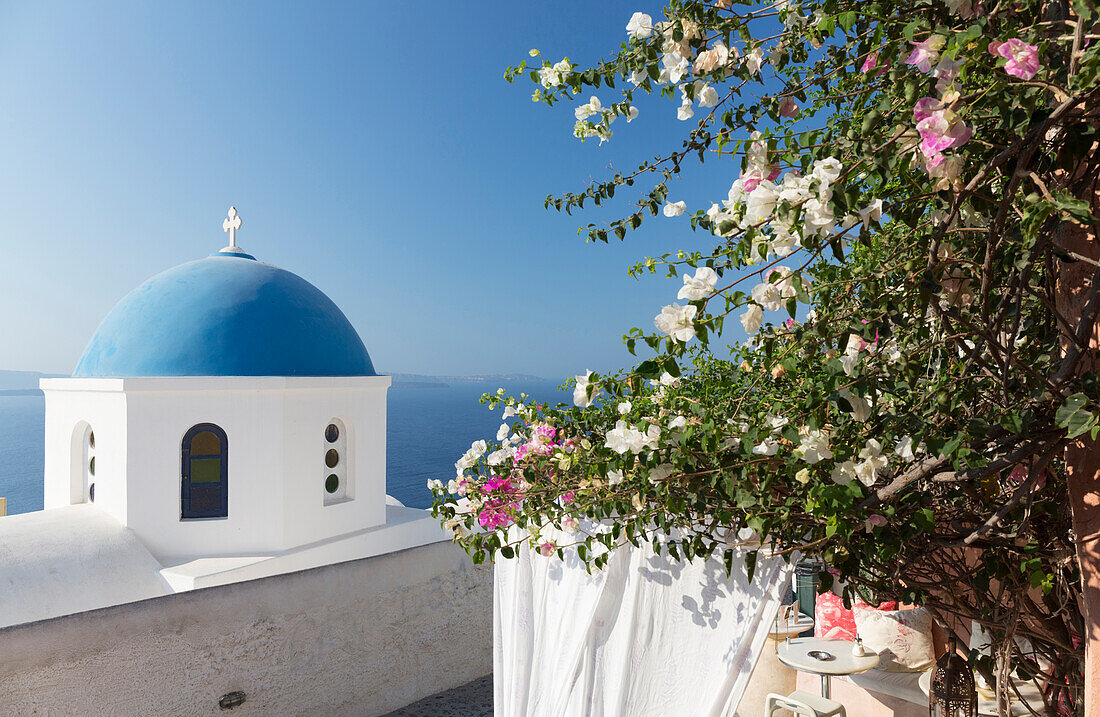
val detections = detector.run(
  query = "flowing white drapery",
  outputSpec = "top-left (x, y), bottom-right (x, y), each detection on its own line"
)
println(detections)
top-left (494, 538), bottom-right (791, 717)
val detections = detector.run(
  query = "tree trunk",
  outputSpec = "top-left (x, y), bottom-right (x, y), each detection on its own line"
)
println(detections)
top-left (1056, 139), bottom-right (1100, 716)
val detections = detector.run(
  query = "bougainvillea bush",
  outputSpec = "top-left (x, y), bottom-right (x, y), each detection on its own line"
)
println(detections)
top-left (430, 1), bottom-right (1100, 711)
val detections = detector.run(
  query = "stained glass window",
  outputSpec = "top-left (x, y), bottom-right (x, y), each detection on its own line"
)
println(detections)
top-left (181, 423), bottom-right (228, 519)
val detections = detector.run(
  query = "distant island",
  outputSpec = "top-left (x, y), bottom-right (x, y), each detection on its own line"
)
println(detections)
top-left (0, 369), bottom-right (546, 394)
top-left (388, 372), bottom-right (546, 389)
top-left (0, 370), bottom-right (65, 395)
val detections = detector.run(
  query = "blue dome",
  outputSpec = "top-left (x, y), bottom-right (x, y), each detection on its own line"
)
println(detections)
top-left (74, 250), bottom-right (376, 378)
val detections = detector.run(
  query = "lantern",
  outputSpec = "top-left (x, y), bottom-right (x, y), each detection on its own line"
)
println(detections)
top-left (930, 638), bottom-right (978, 717)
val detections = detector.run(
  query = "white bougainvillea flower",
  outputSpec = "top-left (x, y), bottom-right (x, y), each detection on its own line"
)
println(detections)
top-left (626, 105), bottom-right (639, 122)
top-left (427, 479), bottom-right (444, 492)
top-left (894, 436), bottom-right (915, 461)
top-left (607, 468), bottom-right (624, 485)
top-left (678, 266), bottom-right (719, 301)
top-left (574, 96), bottom-right (603, 121)
top-left (663, 200), bottom-right (687, 217)
top-left (662, 51), bottom-right (691, 83)
top-left (838, 388), bottom-right (872, 422)
top-left (573, 370), bottom-right (599, 408)
top-left (648, 463), bottom-right (675, 484)
top-left (752, 436), bottom-right (779, 456)
top-left (796, 428), bottom-right (833, 464)
top-left (830, 460), bottom-right (858, 485)
top-left (841, 334), bottom-right (868, 377)
top-left (859, 199), bottom-right (883, 228)
top-left (626, 11), bottom-right (654, 39)
top-left (744, 46), bottom-right (765, 75)
top-left (654, 303), bottom-right (698, 342)
top-left (751, 280), bottom-right (784, 311)
top-left (697, 83), bottom-right (720, 108)
top-left (677, 97), bottom-right (695, 120)
top-left (766, 414), bottom-right (790, 432)
top-left (668, 415), bottom-right (688, 430)
top-left (659, 371), bottom-right (680, 387)
top-left (740, 304), bottom-right (764, 334)
top-left (812, 157), bottom-right (844, 185)
top-left (617, 401), bottom-right (632, 414)
top-left (856, 439), bottom-right (889, 486)
top-left (694, 42), bottom-right (730, 73)
top-left (496, 423), bottom-right (510, 441)
top-left (605, 420), bottom-right (633, 454)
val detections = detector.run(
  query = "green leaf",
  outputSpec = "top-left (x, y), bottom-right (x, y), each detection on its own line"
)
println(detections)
top-left (635, 359), bottom-right (661, 379)
top-left (1056, 393), bottom-right (1097, 439)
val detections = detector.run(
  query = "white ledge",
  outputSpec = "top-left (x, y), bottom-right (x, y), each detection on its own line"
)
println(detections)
top-left (41, 375), bottom-right (392, 393)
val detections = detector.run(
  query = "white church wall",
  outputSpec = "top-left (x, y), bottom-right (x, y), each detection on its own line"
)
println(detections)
top-left (123, 381), bottom-right (287, 561)
top-left (42, 379), bottom-right (128, 524)
top-left (42, 376), bottom-right (390, 562)
top-left (0, 540), bottom-right (492, 716)
top-left (279, 379), bottom-right (388, 549)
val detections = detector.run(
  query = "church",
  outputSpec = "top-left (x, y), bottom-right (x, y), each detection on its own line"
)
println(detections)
top-left (0, 209), bottom-right (491, 714)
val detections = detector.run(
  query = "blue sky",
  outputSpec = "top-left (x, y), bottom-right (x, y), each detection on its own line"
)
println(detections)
top-left (0, 1), bottom-right (751, 379)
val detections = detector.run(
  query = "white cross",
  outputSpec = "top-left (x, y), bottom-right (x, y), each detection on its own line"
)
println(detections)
top-left (222, 206), bottom-right (242, 248)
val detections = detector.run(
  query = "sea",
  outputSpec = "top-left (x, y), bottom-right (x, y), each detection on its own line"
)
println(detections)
top-left (0, 380), bottom-right (564, 516)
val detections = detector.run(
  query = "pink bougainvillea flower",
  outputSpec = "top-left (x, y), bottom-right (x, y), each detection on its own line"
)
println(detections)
top-left (905, 35), bottom-right (945, 73)
top-left (989, 37), bottom-right (1039, 80)
top-left (860, 52), bottom-right (888, 78)
top-left (538, 541), bottom-right (556, 557)
top-left (914, 97), bottom-right (972, 168)
top-left (561, 490), bottom-right (576, 505)
top-left (864, 514), bottom-right (888, 533)
top-left (913, 96), bottom-right (944, 123)
top-left (778, 97), bottom-right (799, 118)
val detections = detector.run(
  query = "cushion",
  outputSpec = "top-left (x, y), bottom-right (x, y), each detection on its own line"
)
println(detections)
top-left (814, 592), bottom-right (897, 641)
top-left (844, 667), bottom-right (931, 705)
top-left (854, 606), bottom-right (936, 672)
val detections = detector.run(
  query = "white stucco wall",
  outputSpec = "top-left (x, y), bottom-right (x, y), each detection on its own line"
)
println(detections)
top-left (43, 382), bottom-right (128, 521)
top-left (40, 376), bottom-right (389, 562)
top-left (0, 505), bottom-right (171, 629)
top-left (0, 540), bottom-right (492, 716)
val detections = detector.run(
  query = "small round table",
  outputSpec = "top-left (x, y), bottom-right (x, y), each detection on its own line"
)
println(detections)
top-left (776, 637), bottom-right (880, 699)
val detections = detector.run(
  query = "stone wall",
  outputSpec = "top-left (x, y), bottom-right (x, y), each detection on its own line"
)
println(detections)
top-left (0, 541), bottom-right (492, 716)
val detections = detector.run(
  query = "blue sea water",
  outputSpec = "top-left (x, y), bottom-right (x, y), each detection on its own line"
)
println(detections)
top-left (0, 380), bottom-right (563, 515)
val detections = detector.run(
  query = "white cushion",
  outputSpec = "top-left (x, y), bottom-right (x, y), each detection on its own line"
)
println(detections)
top-left (853, 606), bottom-right (936, 672)
top-left (844, 668), bottom-right (931, 705)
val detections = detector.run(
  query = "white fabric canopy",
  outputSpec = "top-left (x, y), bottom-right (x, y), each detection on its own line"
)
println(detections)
top-left (494, 538), bottom-right (792, 717)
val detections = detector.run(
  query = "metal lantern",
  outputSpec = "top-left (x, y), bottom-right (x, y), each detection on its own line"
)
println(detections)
top-left (930, 638), bottom-right (978, 717)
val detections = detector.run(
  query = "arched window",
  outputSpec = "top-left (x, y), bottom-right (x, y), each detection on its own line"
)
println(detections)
top-left (181, 423), bottom-right (228, 519)
top-left (71, 422), bottom-right (95, 503)
top-left (323, 418), bottom-right (350, 504)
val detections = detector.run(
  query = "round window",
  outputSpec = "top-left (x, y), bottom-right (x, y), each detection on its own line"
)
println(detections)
top-left (89, 483), bottom-right (95, 502)
top-left (325, 449), bottom-right (339, 468)
top-left (325, 474), bottom-right (340, 494)
top-left (89, 456), bottom-right (96, 477)
top-left (88, 431), bottom-right (95, 449)
top-left (325, 424), bottom-right (340, 443)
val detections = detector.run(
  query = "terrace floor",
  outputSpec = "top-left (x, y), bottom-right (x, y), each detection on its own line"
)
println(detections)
top-left (383, 675), bottom-right (493, 716)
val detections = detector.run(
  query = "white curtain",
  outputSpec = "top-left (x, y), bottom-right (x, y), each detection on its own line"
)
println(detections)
top-left (494, 537), bottom-right (791, 717)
